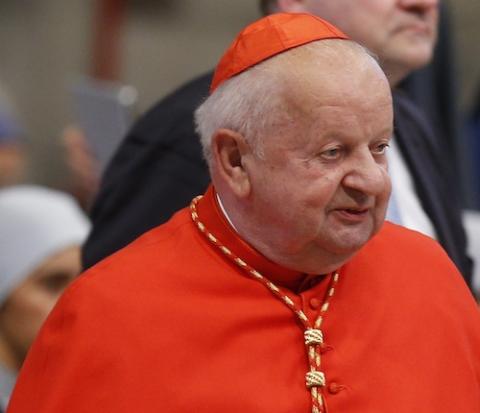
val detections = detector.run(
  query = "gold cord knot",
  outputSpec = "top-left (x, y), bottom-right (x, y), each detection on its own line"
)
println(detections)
top-left (306, 371), bottom-right (326, 388)
top-left (304, 328), bottom-right (324, 346)
top-left (190, 196), bottom-right (341, 412)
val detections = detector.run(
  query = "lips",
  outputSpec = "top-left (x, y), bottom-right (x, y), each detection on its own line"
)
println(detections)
top-left (395, 20), bottom-right (434, 36)
top-left (332, 207), bottom-right (371, 223)
top-left (344, 208), bottom-right (368, 215)
top-left (402, 24), bottom-right (431, 35)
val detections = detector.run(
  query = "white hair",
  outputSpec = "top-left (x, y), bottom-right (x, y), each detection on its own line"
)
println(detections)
top-left (194, 40), bottom-right (378, 165)
top-left (194, 61), bottom-right (288, 163)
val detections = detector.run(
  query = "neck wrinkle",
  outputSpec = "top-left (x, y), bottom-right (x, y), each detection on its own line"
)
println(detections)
top-left (199, 186), bottom-right (326, 292)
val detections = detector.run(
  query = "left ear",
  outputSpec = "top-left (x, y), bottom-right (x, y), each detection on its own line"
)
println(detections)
top-left (211, 128), bottom-right (251, 198)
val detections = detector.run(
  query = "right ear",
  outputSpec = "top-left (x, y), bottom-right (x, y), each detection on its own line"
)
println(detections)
top-left (211, 129), bottom-right (252, 199)
top-left (276, 0), bottom-right (309, 13)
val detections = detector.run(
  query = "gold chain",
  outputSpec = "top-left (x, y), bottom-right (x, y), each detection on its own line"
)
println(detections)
top-left (190, 196), bottom-right (340, 413)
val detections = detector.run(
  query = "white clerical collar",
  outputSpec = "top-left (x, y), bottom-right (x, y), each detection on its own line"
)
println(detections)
top-left (215, 193), bottom-right (238, 232)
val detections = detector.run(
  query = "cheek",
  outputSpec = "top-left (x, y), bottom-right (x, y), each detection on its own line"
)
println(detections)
top-left (381, 167), bottom-right (392, 197)
top-left (344, 3), bottom-right (384, 26)
top-left (253, 163), bottom-right (297, 199)
top-left (349, 2), bottom-right (395, 46)
top-left (8, 290), bottom-right (57, 335)
top-left (299, 174), bottom-right (340, 218)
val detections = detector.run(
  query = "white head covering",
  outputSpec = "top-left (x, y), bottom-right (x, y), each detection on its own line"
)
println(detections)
top-left (0, 185), bottom-right (90, 304)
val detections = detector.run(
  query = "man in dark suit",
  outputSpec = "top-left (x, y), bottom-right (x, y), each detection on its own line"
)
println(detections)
top-left (83, 0), bottom-right (472, 288)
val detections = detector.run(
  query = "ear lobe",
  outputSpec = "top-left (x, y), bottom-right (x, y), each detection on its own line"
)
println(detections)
top-left (211, 129), bottom-right (251, 198)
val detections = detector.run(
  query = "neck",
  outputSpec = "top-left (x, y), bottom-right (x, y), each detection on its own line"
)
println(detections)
top-left (216, 193), bottom-right (238, 231)
top-left (194, 189), bottom-right (310, 291)
top-left (243, 233), bottom-right (352, 275)
top-left (219, 197), bottom-right (350, 275)
top-left (381, 61), bottom-right (408, 89)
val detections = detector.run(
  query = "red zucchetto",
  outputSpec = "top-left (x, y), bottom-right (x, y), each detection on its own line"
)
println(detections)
top-left (210, 12), bottom-right (349, 93)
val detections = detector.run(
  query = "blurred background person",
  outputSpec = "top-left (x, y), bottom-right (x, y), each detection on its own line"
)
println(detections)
top-left (0, 88), bottom-right (26, 188)
top-left (465, 85), bottom-right (480, 209)
top-left (0, 79), bottom-right (100, 211)
top-left (0, 82), bottom-right (97, 211)
top-left (399, 2), bottom-right (459, 175)
top-left (464, 85), bottom-right (480, 295)
top-left (0, 185), bottom-right (90, 412)
top-left (60, 125), bottom-right (100, 210)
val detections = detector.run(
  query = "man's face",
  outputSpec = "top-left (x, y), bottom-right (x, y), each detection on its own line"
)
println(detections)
top-left (0, 144), bottom-right (25, 187)
top-left (296, 0), bottom-right (439, 84)
top-left (241, 53), bottom-right (393, 273)
top-left (0, 246), bottom-right (80, 368)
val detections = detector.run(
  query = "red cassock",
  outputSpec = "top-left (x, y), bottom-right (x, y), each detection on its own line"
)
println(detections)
top-left (8, 187), bottom-right (480, 412)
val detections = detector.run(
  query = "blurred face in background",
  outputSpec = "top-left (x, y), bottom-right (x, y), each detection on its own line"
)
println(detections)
top-left (0, 144), bottom-right (25, 187)
top-left (279, 0), bottom-right (439, 85)
top-left (0, 246), bottom-right (81, 370)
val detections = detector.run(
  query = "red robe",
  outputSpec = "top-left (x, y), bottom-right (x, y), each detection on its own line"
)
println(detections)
top-left (8, 187), bottom-right (480, 412)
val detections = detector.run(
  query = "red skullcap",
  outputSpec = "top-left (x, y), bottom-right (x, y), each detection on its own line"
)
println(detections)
top-left (210, 13), bottom-right (349, 93)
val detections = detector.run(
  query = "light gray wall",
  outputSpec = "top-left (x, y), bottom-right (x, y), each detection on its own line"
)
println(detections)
top-left (123, 1), bottom-right (261, 113)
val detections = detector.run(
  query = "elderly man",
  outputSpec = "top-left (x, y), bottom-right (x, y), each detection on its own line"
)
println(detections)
top-left (83, 0), bottom-right (472, 291)
top-left (8, 14), bottom-right (480, 413)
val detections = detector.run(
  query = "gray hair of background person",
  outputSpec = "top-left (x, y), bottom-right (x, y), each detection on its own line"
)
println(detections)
top-left (0, 186), bottom-right (90, 304)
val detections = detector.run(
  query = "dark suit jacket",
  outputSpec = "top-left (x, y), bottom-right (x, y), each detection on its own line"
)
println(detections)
top-left (82, 72), bottom-right (212, 269)
top-left (82, 72), bottom-right (472, 288)
top-left (393, 91), bottom-right (472, 285)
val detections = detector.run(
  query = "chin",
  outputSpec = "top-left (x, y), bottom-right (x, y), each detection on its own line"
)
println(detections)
top-left (409, 53), bottom-right (434, 71)
top-left (333, 239), bottom-right (370, 255)
top-left (402, 42), bottom-right (436, 70)
top-left (326, 226), bottom-right (379, 255)
top-left (319, 237), bottom-right (369, 259)
top-left (386, 42), bottom-right (435, 79)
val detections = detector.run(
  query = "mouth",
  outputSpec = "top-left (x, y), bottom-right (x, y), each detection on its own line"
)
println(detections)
top-left (396, 21), bottom-right (433, 36)
top-left (333, 207), bottom-right (370, 223)
top-left (405, 24), bottom-right (430, 35)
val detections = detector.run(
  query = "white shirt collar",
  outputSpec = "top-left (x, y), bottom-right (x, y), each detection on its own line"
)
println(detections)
top-left (215, 193), bottom-right (238, 232)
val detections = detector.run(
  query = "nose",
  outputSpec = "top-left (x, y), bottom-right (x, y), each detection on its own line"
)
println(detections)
top-left (398, 0), bottom-right (438, 11)
top-left (342, 152), bottom-right (390, 199)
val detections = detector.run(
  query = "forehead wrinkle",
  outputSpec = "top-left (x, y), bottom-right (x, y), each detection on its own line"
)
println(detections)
top-left (269, 42), bottom-right (385, 119)
top-left (253, 40), bottom-right (391, 156)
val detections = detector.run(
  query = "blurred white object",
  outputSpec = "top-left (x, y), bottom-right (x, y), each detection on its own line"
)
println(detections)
top-left (70, 77), bottom-right (138, 173)
top-left (0, 185), bottom-right (90, 303)
top-left (463, 210), bottom-right (480, 294)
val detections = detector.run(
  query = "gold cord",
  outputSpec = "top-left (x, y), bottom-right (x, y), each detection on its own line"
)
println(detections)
top-left (190, 196), bottom-right (340, 413)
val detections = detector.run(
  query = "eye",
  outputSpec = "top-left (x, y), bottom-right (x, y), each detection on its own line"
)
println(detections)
top-left (371, 142), bottom-right (390, 155)
top-left (320, 147), bottom-right (342, 160)
top-left (37, 272), bottom-right (74, 294)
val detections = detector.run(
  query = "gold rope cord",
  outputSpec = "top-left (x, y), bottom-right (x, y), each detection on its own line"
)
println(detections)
top-left (190, 196), bottom-right (340, 413)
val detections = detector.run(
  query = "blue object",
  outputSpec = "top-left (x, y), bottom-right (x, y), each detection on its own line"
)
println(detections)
top-left (0, 108), bottom-right (23, 144)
